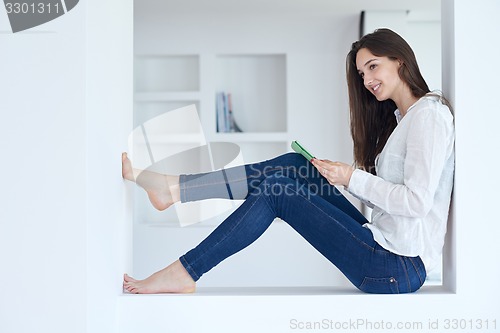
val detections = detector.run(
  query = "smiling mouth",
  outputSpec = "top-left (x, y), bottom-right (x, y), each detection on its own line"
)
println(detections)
top-left (372, 83), bottom-right (381, 93)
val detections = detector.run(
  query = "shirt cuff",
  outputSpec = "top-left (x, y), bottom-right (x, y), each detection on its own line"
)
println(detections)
top-left (346, 168), bottom-right (371, 200)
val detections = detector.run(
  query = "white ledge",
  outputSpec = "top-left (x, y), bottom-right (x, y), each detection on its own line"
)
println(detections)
top-left (119, 285), bottom-right (453, 297)
top-left (117, 285), bottom-right (456, 333)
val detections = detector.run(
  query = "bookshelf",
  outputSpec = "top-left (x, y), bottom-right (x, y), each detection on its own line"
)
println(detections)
top-left (214, 54), bottom-right (287, 133)
top-left (133, 53), bottom-right (289, 226)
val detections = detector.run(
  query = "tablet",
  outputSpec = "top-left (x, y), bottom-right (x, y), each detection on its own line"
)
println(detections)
top-left (291, 140), bottom-right (315, 161)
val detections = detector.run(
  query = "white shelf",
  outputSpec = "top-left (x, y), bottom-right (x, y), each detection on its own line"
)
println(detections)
top-left (132, 54), bottom-right (289, 229)
top-left (133, 133), bottom-right (206, 144)
top-left (212, 132), bottom-right (288, 143)
top-left (135, 91), bottom-right (201, 102)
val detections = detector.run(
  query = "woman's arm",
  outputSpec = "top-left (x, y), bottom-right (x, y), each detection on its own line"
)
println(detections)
top-left (347, 107), bottom-right (454, 218)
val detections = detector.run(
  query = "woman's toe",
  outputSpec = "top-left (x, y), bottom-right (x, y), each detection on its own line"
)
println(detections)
top-left (124, 274), bottom-right (138, 282)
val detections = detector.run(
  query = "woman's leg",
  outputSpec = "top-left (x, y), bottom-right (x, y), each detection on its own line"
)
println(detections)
top-left (180, 152), bottom-right (367, 225)
top-left (123, 260), bottom-right (195, 294)
top-left (122, 152), bottom-right (363, 293)
top-left (122, 152), bottom-right (180, 211)
top-left (122, 151), bottom-right (366, 225)
top-left (124, 173), bottom-right (426, 294)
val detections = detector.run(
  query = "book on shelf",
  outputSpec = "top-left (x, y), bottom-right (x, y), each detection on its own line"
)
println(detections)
top-left (216, 91), bottom-right (243, 133)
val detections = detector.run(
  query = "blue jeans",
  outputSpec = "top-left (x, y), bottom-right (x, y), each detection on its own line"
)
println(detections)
top-left (178, 153), bottom-right (426, 294)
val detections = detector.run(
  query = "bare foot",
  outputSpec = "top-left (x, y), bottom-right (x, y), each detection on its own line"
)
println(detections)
top-left (123, 260), bottom-right (196, 294)
top-left (122, 152), bottom-right (180, 211)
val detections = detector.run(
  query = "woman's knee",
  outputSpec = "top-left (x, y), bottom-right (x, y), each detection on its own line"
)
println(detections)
top-left (277, 152), bottom-right (310, 173)
top-left (262, 174), bottom-right (312, 203)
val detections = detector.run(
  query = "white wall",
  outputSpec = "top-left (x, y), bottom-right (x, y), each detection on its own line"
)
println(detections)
top-left (0, 6), bottom-right (87, 333)
top-left (85, 1), bottom-right (133, 332)
top-left (443, 0), bottom-right (500, 298)
top-left (0, 1), bottom-right (133, 333)
top-left (363, 10), bottom-right (442, 91)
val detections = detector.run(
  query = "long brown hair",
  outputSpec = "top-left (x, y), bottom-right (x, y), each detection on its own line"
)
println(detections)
top-left (346, 28), bottom-right (430, 174)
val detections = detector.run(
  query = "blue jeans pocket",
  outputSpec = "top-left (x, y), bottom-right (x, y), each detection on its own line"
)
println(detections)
top-left (359, 277), bottom-right (400, 294)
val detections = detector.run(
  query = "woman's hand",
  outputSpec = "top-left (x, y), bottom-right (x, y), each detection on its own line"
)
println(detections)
top-left (311, 158), bottom-right (354, 187)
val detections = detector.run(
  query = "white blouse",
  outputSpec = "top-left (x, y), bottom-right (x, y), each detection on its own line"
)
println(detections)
top-left (347, 93), bottom-right (455, 272)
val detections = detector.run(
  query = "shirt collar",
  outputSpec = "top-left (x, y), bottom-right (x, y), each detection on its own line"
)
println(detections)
top-left (394, 109), bottom-right (403, 124)
top-left (394, 95), bottom-right (427, 124)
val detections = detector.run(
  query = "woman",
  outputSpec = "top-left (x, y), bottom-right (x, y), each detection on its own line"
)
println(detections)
top-left (122, 28), bottom-right (455, 294)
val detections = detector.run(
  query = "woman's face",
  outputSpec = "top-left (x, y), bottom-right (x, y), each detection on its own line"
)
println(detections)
top-left (356, 48), bottom-right (402, 102)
